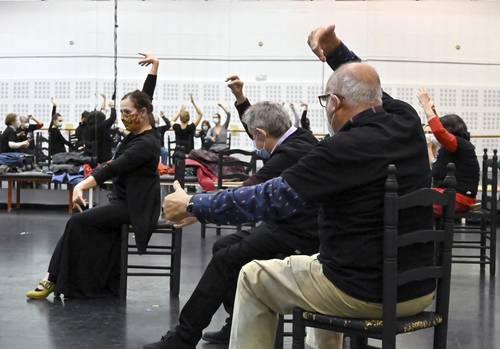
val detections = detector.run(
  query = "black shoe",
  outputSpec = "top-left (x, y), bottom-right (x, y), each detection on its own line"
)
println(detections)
top-left (201, 323), bottom-right (231, 345)
top-left (143, 331), bottom-right (195, 349)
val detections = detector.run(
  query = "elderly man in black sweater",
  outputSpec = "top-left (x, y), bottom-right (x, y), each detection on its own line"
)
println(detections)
top-left (144, 82), bottom-right (320, 349)
top-left (161, 24), bottom-right (435, 349)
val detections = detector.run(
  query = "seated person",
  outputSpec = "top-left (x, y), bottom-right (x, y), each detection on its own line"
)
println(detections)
top-left (171, 95), bottom-right (203, 158)
top-left (75, 111), bottom-right (90, 148)
top-left (48, 98), bottom-right (72, 156)
top-left (25, 53), bottom-right (161, 300)
top-left (418, 89), bottom-right (480, 215)
top-left (1, 113), bottom-right (30, 153)
top-left (143, 96), bottom-right (320, 349)
top-left (206, 103), bottom-right (231, 152)
top-left (162, 24), bottom-right (435, 349)
top-left (423, 123), bottom-right (439, 167)
top-left (85, 109), bottom-right (116, 164)
top-left (195, 120), bottom-right (211, 150)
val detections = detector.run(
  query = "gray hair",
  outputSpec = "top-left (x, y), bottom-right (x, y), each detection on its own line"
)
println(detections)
top-left (19, 115), bottom-right (28, 123)
top-left (242, 101), bottom-right (292, 138)
top-left (328, 62), bottom-right (383, 107)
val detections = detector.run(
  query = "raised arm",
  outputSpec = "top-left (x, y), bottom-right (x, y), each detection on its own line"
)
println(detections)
top-left (99, 94), bottom-right (108, 113)
top-left (418, 88), bottom-right (457, 152)
top-left (28, 115), bottom-right (43, 128)
top-left (225, 75), bottom-right (253, 139)
top-left (139, 53), bottom-right (159, 100)
top-left (51, 97), bottom-right (57, 118)
top-left (172, 106), bottom-right (184, 124)
top-left (217, 103), bottom-right (231, 129)
top-left (290, 103), bottom-right (300, 128)
top-left (160, 111), bottom-right (171, 130)
top-left (190, 94), bottom-right (203, 127)
top-left (300, 102), bottom-right (311, 131)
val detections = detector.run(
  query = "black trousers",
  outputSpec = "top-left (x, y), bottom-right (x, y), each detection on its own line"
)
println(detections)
top-left (175, 223), bottom-right (319, 345)
top-left (48, 200), bottom-right (131, 298)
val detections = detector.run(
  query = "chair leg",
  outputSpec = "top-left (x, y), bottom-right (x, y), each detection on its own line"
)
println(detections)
top-left (274, 314), bottom-right (284, 349)
top-left (292, 309), bottom-right (306, 349)
top-left (201, 222), bottom-right (206, 239)
top-left (170, 228), bottom-right (182, 298)
top-left (433, 322), bottom-right (448, 349)
top-left (490, 224), bottom-right (497, 276)
top-left (119, 225), bottom-right (129, 301)
top-left (480, 219), bottom-right (487, 272)
top-left (350, 335), bottom-right (368, 349)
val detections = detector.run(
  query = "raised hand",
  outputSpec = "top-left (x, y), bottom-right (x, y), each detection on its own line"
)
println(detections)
top-left (307, 24), bottom-right (341, 62)
top-left (138, 53), bottom-right (159, 67)
top-left (417, 88), bottom-right (436, 120)
top-left (225, 75), bottom-right (246, 104)
top-left (51, 97), bottom-right (56, 106)
top-left (300, 102), bottom-right (308, 109)
top-left (160, 111), bottom-right (165, 117)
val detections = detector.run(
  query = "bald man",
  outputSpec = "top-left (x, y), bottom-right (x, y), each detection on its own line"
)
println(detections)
top-left (159, 25), bottom-right (434, 349)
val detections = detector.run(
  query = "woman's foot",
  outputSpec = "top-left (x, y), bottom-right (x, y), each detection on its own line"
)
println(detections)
top-left (26, 280), bottom-right (55, 300)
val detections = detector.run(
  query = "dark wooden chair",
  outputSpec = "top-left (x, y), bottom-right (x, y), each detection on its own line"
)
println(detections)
top-left (453, 148), bottom-right (497, 275)
top-left (167, 135), bottom-right (176, 167)
top-left (291, 163), bottom-right (456, 349)
top-left (34, 132), bottom-right (50, 167)
top-left (200, 148), bottom-right (257, 238)
top-left (119, 223), bottom-right (182, 300)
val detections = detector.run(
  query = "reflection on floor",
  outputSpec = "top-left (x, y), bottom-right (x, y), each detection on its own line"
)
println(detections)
top-left (0, 209), bottom-right (498, 349)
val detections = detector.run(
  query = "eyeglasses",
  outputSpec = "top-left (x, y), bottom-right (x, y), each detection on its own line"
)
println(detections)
top-left (318, 93), bottom-right (345, 108)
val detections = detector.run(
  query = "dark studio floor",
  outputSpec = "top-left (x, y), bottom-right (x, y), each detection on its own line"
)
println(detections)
top-left (0, 209), bottom-right (498, 349)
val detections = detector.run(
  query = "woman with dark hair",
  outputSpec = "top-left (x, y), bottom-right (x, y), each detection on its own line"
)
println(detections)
top-left (418, 88), bottom-right (480, 215)
top-left (48, 99), bottom-right (72, 156)
top-left (196, 120), bottom-right (211, 150)
top-left (26, 53), bottom-right (161, 300)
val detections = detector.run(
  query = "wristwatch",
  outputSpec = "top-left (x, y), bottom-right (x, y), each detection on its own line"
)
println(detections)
top-left (186, 196), bottom-right (194, 215)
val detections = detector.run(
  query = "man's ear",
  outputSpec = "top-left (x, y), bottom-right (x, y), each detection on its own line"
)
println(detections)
top-left (254, 128), bottom-right (267, 139)
top-left (330, 94), bottom-right (342, 109)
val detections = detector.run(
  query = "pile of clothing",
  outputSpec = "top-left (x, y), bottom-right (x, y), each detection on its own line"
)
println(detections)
top-left (185, 149), bottom-right (247, 191)
top-left (48, 152), bottom-right (92, 185)
top-left (0, 152), bottom-right (35, 174)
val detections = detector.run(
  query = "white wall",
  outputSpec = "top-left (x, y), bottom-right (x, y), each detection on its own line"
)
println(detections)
top-left (0, 0), bottom-right (499, 150)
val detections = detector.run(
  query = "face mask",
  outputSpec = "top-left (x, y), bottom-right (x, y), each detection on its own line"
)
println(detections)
top-left (202, 126), bottom-right (209, 131)
top-left (253, 139), bottom-right (270, 160)
top-left (56, 122), bottom-right (63, 129)
top-left (326, 111), bottom-right (337, 136)
top-left (121, 113), bottom-right (142, 132)
top-left (213, 118), bottom-right (220, 124)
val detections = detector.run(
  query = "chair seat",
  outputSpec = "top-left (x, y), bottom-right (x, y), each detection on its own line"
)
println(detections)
top-left (455, 209), bottom-right (490, 219)
top-left (300, 310), bottom-right (443, 335)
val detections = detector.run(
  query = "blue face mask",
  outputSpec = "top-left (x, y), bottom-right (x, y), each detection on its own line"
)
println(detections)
top-left (253, 139), bottom-right (270, 160)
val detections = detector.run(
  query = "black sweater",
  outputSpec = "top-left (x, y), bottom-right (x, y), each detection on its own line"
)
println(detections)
top-left (235, 98), bottom-right (319, 242)
top-left (91, 73), bottom-right (160, 253)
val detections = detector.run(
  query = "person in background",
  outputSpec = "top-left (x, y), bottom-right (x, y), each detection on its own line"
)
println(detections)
top-left (25, 53), bottom-right (161, 300)
top-left (195, 120), bottom-right (211, 150)
top-left (290, 102), bottom-right (311, 132)
top-left (157, 111), bottom-right (171, 165)
top-left (171, 95), bottom-right (203, 157)
top-left (75, 111), bottom-right (90, 149)
top-left (206, 103), bottom-right (231, 152)
top-left (418, 88), bottom-right (480, 215)
top-left (1, 113), bottom-right (30, 153)
top-left (48, 98), bottom-right (72, 156)
top-left (423, 123), bottom-right (439, 167)
top-left (160, 24), bottom-right (435, 349)
top-left (17, 114), bottom-right (44, 153)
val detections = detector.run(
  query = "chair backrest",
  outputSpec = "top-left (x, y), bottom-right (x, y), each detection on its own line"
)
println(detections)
top-left (167, 135), bottom-right (176, 167)
top-left (382, 163), bottom-right (456, 341)
top-left (216, 148), bottom-right (257, 189)
top-left (227, 133), bottom-right (232, 149)
top-left (34, 131), bottom-right (50, 166)
top-left (480, 149), bottom-right (498, 215)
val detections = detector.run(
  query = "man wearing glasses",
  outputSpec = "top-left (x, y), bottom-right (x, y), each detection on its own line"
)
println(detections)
top-left (160, 24), bottom-right (434, 349)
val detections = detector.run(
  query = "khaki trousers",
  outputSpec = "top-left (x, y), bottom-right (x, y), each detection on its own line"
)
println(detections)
top-left (229, 254), bottom-right (434, 349)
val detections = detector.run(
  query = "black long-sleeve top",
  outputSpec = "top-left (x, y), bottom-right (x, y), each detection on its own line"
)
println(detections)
top-left (156, 116), bottom-right (171, 148)
top-left (49, 106), bottom-right (71, 155)
top-left (91, 73), bottom-right (160, 253)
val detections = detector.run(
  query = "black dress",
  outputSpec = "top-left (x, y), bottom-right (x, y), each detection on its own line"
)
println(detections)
top-left (46, 74), bottom-right (161, 299)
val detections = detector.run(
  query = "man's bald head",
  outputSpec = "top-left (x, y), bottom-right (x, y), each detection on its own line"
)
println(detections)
top-left (326, 62), bottom-right (382, 109)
